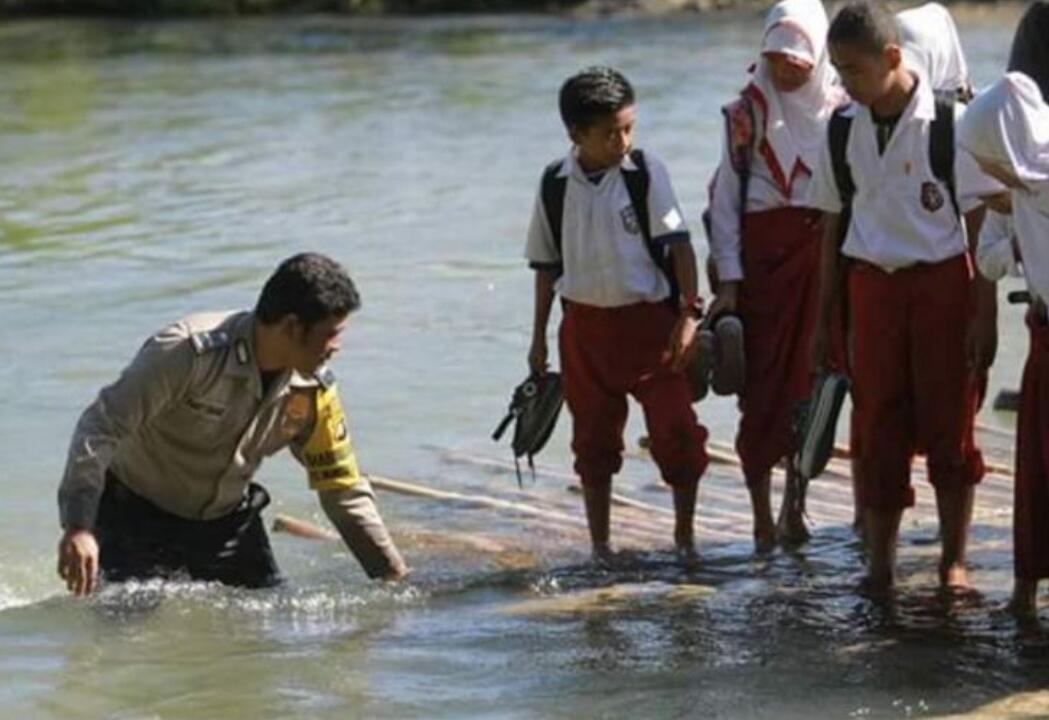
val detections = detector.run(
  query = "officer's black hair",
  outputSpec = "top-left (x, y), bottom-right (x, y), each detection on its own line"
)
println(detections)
top-left (559, 66), bottom-right (635, 131)
top-left (828, 0), bottom-right (900, 57)
top-left (1008, 1), bottom-right (1049, 102)
top-left (255, 253), bottom-right (360, 331)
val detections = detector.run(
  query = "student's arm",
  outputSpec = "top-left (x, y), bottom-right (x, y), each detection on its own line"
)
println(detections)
top-left (525, 178), bottom-right (561, 377)
top-left (811, 212), bottom-right (842, 372)
top-left (975, 207), bottom-right (1021, 282)
top-left (805, 133), bottom-right (847, 373)
top-left (57, 326), bottom-right (195, 597)
top-left (646, 155), bottom-right (701, 371)
top-left (665, 241), bottom-right (701, 372)
top-left (529, 269), bottom-right (557, 376)
top-left (964, 205), bottom-right (998, 374)
top-left (707, 141), bottom-right (745, 317)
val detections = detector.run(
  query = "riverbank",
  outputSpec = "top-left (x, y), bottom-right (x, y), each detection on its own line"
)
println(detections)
top-left (0, 0), bottom-right (1024, 18)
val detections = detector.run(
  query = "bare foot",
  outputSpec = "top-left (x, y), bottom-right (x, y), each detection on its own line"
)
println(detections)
top-left (754, 526), bottom-right (777, 555)
top-left (858, 572), bottom-right (894, 597)
top-left (776, 506), bottom-right (810, 548)
top-left (676, 542), bottom-right (700, 569)
top-left (591, 543), bottom-right (615, 568)
top-left (1008, 580), bottom-right (1038, 620)
top-left (939, 562), bottom-right (970, 591)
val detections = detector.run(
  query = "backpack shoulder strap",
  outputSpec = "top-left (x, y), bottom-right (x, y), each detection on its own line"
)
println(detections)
top-left (930, 91), bottom-right (961, 219)
top-left (540, 158), bottom-right (568, 260)
top-left (828, 105), bottom-right (855, 208)
top-left (622, 148), bottom-right (652, 248)
top-left (624, 148), bottom-right (681, 306)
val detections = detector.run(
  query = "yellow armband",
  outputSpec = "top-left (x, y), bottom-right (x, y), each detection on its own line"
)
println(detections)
top-left (301, 384), bottom-right (361, 491)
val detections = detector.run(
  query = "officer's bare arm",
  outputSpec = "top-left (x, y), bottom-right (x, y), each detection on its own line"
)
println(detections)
top-left (318, 481), bottom-right (408, 580)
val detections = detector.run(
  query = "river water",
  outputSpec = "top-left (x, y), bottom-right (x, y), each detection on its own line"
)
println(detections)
top-left (1, 8), bottom-right (1046, 719)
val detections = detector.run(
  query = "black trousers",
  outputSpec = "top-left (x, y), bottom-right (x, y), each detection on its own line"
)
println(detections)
top-left (95, 474), bottom-right (284, 589)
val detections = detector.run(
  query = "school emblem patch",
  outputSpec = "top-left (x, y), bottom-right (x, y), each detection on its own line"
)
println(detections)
top-left (920, 181), bottom-right (945, 213)
top-left (620, 204), bottom-right (641, 235)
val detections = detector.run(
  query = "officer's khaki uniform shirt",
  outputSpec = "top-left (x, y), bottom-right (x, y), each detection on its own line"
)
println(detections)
top-left (59, 310), bottom-right (361, 530)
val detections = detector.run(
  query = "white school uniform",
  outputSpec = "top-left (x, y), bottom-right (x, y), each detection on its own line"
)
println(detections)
top-left (976, 210), bottom-right (1022, 282)
top-left (707, 0), bottom-right (842, 283)
top-left (525, 150), bottom-right (690, 308)
top-left (959, 73), bottom-right (1049, 303)
top-left (807, 76), bottom-right (1002, 272)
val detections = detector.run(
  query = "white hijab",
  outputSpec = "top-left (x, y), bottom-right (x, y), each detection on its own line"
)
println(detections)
top-left (959, 73), bottom-right (1049, 299)
top-left (753, 0), bottom-right (841, 175)
top-left (958, 73), bottom-right (1049, 183)
top-left (897, 3), bottom-right (970, 94)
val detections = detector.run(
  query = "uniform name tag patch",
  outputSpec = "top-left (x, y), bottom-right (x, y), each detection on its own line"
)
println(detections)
top-left (620, 205), bottom-right (641, 235)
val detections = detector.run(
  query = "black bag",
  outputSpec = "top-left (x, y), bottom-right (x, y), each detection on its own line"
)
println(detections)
top-left (492, 372), bottom-right (564, 485)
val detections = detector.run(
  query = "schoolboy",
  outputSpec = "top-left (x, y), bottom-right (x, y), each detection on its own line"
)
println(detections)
top-left (808, 1), bottom-right (1000, 590)
top-left (525, 67), bottom-right (709, 561)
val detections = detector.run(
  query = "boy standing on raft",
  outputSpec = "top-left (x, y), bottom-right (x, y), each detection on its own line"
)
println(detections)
top-left (707, 0), bottom-right (844, 553)
top-left (808, 0), bottom-right (1000, 590)
top-left (525, 67), bottom-right (709, 562)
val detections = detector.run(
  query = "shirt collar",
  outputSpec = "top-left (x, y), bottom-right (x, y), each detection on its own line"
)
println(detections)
top-left (558, 149), bottom-right (636, 180)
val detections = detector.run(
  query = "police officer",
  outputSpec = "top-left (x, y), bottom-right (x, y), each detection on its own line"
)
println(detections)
top-left (56, 253), bottom-right (408, 595)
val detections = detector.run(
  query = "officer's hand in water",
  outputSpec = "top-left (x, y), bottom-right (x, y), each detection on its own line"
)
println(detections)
top-left (528, 336), bottom-right (548, 377)
top-left (57, 528), bottom-right (99, 597)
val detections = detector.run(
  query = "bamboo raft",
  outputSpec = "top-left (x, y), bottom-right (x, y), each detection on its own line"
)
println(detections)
top-left (275, 422), bottom-right (1017, 553)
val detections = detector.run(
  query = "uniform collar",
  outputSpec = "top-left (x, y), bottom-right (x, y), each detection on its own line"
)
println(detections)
top-left (862, 72), bottom-right (934, 125)
top-left (558, 149), bottom-right (636, 180)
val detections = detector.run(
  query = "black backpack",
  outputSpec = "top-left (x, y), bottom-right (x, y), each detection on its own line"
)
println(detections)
top-left (539, 148), bottom-right (680, 307)
top-left (828, 91), bottom-right (960, 241)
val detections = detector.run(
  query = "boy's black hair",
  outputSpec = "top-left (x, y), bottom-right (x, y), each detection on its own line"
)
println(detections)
top-left (828, 0), bottom-right (900, 56)
top-left (558, 66), bottom-right (635, 130)
top-left (255, 252), bottom-right (360, 330)
top-left (1008, 1), bottom-right (1049, 102)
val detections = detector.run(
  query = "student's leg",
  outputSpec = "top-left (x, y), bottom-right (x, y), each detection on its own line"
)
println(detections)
top-left (777, 462), bottom-right (811, 548)
top-left (737, 208), bottom-right (821, 550)
top-left (1012, 312), bottom-right (1049, 616)
top-left (849, 263), bottom-right (915, 589)
top-left (627, 305), bottom-right (708, 556)
top-left (635, 369), bottom-right (708, 555)
top-left (559, 305), bottom-right (628, 558)
top-left (746, 472), bottom-right (776, 553)
top-left (910, 257), bottom-right (984, 589)
top-left (672, 478), bottom-right (700, 559)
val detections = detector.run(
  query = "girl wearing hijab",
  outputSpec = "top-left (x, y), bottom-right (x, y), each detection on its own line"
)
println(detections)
top-left (959, 73), bottom-right (1049, 618)
top-left (897, 2), bottom-right (973, 101)
top-left (706, 0), bottom-right (844, 552)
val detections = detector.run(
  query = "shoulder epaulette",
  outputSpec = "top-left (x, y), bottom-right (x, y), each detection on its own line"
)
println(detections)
top-left (189, 329), bottom-right (230, 355)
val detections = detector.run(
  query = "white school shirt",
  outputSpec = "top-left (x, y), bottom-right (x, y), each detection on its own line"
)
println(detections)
top-left (976, 210), bottom-right (1021, 282)
top-left (1013, 184), bottom-right (1049, 303)
top-left (525, 150), bottom-right (691, 308)
top-left (708, 123), bottom-right (816, 282)
top-left (807, 78), bottom-right (1002, 271)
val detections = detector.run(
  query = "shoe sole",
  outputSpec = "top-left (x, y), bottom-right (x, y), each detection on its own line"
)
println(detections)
top-left (688, 329), bottom-right (715, 402)
top-left (796, 372), bottom-right (849, 480)
top-left (711, 315), bottom-right (745, 396)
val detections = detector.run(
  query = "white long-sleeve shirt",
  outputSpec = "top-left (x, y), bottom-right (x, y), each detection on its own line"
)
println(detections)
top-left (707, 136), bottom-right (815, 282)
top-left (976, 209), bottom-right (1021, 282)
